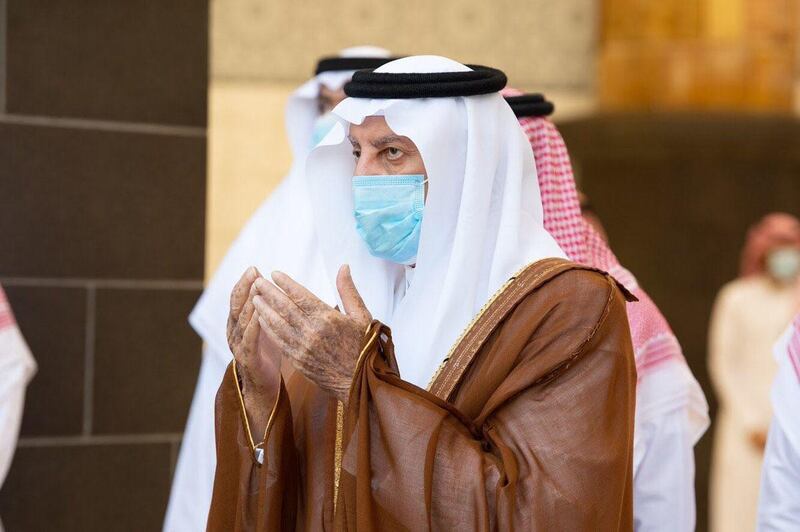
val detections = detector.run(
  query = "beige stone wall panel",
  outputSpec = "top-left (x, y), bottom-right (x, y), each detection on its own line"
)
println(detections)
top-left (211, 0), bottom-right (599, 89)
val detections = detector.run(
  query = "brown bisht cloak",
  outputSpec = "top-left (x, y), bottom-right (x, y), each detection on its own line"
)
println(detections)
top-left (207, 258), bottom-right (638, 531)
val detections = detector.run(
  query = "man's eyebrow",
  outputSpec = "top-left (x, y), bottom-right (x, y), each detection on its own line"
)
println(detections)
top-left (347, 135), bottom-right (360, 146)
top-left (370, 135), bottom-right (407, 148)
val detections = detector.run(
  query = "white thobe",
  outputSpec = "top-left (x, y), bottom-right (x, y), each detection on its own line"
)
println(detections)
top-left (757, 323), bottom-right (800, 531)
top-left (709, 276), bottom-right (798, 532)
top-left (0, 304), bottom-right (36, 532)
top-left (633, 408), bottom-right (698, 531)
top-left (758, 421), bottom-right (800, 531)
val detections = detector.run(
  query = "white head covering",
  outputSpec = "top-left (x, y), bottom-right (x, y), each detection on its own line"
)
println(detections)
top-left (306, 55), bottom-right (566, 387)
top-left (286, 46), bottom-right (392, 158)
top-left (0, 287), bottom-right (36, 497)
top-left (189, 46), bottom-right (390, 362)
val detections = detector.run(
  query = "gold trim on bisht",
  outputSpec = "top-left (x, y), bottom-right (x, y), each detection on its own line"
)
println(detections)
top-left (231, 361), bottom-right (280, 465)
top-left (333, 322), bottom-right (381, 509)
top-left (425, 262), bottom-right (529, 391)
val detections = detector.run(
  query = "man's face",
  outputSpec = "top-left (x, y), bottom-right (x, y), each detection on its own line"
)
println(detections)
top-left (318, 84), bottom-right (347, 114)
top-left (348, 116), bottom-right (427, 178)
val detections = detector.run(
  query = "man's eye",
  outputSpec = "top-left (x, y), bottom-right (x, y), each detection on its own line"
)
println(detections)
top-left (352, 150), bottom-right (361, 159)
top-left (385, 147), bottom-right (403, 161)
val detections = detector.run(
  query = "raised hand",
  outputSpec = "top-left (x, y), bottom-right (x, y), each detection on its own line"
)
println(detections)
top-left (253, 265), bottom-right (372, 403)
top-left (227, 267), bottom-right (281, 435)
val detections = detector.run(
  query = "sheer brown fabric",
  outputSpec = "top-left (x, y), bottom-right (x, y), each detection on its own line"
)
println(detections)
top-left (207, 260), bottom-right (637, 531)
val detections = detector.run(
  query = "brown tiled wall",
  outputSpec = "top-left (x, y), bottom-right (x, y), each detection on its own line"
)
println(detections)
top-left (559, 113), bottom-right (800, 532)
top-left (0, 1), bottom-right (208, 530)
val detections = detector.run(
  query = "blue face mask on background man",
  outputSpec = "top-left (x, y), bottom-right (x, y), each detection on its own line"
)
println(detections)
top-left (352, 174), bottom-right (426, 265)
top-left (310, 112), bottom-right (339, 148)
top-left (766, 246), bottom-right (800, 283)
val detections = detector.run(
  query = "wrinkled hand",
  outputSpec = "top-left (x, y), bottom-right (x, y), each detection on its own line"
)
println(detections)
top-left (253, 265), bottom-right (372, 403)
top-left (748, 429), bottom-right (768, 452)
top-left (227, 267), bottom-right (281, 430)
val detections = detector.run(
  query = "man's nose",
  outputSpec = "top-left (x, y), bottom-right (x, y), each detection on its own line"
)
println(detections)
top-left (355, 154), bottom-right (386, 176)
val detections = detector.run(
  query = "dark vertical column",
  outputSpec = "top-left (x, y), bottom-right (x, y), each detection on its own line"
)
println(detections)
top-left (0, 0), bottom-right (6, 113)
top-left (0, 2), bottom-right (208, 530)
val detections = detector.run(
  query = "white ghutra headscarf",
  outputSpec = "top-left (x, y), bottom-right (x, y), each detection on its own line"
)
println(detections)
top-left (306, 55), bottom-right (565, 387)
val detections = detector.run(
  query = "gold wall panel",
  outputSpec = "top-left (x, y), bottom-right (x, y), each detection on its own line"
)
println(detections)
top-left (205, 81), bottom-right (294, 274)
top-left (599, 0), bottom-right (799, 111)
top-left (211, 0), bottom-right (599, 89)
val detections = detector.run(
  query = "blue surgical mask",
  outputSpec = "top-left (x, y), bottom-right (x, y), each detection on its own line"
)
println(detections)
top-left (352, 174), bottom-right (426, 265)
top-left (767, 247), bottom-right (800, 283)
top-left (310, 112), bottom-right (338, 148)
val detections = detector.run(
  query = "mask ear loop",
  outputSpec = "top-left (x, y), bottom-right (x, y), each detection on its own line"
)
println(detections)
top-left (418, 178), bottom-right (429, 210)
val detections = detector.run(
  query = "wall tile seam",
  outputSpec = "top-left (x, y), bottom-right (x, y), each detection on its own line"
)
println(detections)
top-left (0, 113), bottom-right (206, 137)
top-left (0, 278), bottom-right (204, 290)
top-left (17, 433), bottom-right (184, 447)
top-left (82, 286), bottom-right (96, 436)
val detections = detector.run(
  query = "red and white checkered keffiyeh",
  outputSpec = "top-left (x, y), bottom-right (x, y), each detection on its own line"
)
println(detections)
top-left (739, 212), bottom-right (800, 278)
top-left (523, 116), bottom-right (676, 372)
top-left (788, 314), bottom-right (800, 382)
top-left (0, 288), bottom-right (15, 332)
top-left (522, 115), bottom-right (708, 436)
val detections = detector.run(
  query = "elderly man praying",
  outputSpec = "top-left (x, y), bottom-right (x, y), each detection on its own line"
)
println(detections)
top-left (208, 56), bottom-right (637, 531)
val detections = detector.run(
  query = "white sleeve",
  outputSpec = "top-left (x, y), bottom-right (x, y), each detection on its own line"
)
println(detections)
top-left (633, 407), bottom-right (696, 532)
top-left (0, 365), bottom-right (28, 486)
top-left (163, 346), bottom-right (231, 532)
top-left (0, 325), bottom-right (36, 488)
top-left (757, 419), bottom-right (800, 531)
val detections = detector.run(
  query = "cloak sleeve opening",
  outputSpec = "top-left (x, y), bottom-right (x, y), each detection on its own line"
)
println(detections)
top-left (335, 269), bottom-right (637, 531)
